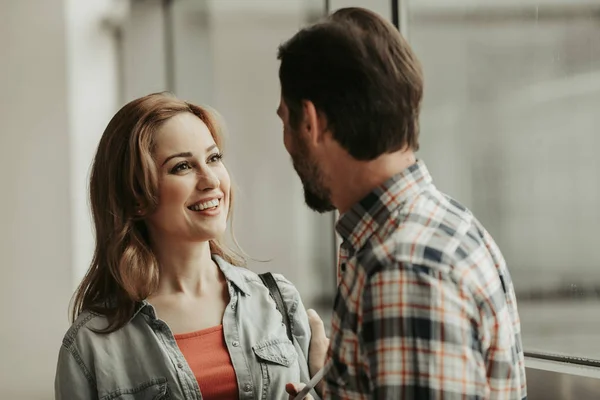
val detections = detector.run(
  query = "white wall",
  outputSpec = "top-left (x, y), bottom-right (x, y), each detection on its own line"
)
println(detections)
top-left (0, 1), bottom-right (119, 398)
top-left (0, 1), bottom-right (72, 398)
top-left (66, 0), bottom-right (120, 284)
top-left (121, 0), bottom-right (168, 101)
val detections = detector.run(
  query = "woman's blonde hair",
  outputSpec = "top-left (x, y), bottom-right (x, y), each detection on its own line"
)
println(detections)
top-left (72, 92), bottom-right (245, 332)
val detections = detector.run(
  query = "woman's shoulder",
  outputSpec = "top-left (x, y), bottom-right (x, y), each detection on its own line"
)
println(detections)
top-left (60, 310), bottom-right (112, 350)
top-left (213, 255), bottom-right (302, 308)
top-left (61, 306), bottom-right (149, 351)
top-left (215, 255), bottom-right (299, 291)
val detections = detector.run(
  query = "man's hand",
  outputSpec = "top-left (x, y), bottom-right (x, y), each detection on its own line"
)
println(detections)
top-left (307, 309), bottom-right (329, 395)
top-left (286, 382), bottom-right (315, 400)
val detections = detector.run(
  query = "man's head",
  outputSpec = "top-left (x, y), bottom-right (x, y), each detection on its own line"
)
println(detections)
top-left (277, 98), bottom-right (335, 213)
top-left (277, 7), bottom-right (424, 212)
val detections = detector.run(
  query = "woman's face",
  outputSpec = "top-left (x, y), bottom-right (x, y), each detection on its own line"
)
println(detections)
top-left (145, 112), bottom-right (230, 244)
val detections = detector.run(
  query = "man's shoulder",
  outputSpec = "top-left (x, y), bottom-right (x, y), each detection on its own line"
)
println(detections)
top-left (397, 189), bottom-right (475, 239)
top-left (363, 189), bottom-right (488, 273)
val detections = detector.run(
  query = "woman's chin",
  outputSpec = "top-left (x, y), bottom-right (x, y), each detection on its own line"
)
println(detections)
top-left (189, 225), bottom-right (228, 243)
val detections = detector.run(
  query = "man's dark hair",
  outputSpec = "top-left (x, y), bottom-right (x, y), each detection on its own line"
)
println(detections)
top-left (277, 7), bottom-right (424, 160)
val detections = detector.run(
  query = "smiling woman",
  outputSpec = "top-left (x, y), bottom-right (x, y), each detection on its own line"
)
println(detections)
top-left (54, 92), bottom-right (326, 400)
top-left (145, 112), bottom-right (232, 253)
top-left (76, 92), bottom-right (243, 331)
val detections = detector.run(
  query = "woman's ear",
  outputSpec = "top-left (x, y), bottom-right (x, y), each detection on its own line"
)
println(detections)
top-left (133, 201), bottom-right (146, 218)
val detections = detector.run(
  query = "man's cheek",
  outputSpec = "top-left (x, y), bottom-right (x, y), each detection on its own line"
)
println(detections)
top-left (283, 130), bottom-right (293, 154)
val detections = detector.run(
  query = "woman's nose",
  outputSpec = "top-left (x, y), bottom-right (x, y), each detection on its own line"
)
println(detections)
top-left (196, 167), bottom-right (220, 191)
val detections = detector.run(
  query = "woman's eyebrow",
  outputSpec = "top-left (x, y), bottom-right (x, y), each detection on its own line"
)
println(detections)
top-left (161, 145), bottom-right (217, 166)
top-left (161, 151), bottom-right (193, 166)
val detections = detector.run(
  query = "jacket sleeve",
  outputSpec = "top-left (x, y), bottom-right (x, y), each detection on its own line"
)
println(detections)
top-left (55, 344), bottom-right (97, 400)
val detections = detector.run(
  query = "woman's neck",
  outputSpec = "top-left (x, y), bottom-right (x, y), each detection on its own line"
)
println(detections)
top-left (151, 239), bottom-right (221, 297)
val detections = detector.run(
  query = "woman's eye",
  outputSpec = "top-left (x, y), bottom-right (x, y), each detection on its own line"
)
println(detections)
top-left (208, 152), bottom-right (224, 163)
top-left (171, 162), bottom-right (191, 173)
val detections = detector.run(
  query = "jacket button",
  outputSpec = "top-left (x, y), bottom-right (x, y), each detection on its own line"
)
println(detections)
top-left (243, 383), bottom-right (252, 392)
top-left (232, 340), bottom-right (240, 347)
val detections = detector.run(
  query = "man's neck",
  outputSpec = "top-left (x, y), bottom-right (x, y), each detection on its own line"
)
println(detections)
top-left (330, 150), bottom-right (416, 214)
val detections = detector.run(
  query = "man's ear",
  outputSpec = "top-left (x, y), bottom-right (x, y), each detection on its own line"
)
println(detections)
top-left (302, 100), bottom-right (329, 147)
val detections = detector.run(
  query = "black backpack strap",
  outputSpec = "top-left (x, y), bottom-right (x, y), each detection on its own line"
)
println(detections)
top-left (259, 272), bottom-right (293, 342)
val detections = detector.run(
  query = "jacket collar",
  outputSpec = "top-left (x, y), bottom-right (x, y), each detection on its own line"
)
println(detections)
top-left (135, 254), bottom-right (250, 321)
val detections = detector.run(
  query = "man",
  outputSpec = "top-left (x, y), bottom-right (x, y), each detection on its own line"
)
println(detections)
top-left (278, 7), bottom-right (527, 400)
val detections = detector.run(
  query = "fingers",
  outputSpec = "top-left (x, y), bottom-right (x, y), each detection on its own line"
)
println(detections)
top-left (307, 309), bottom-right (328, 345)
top-left (307, 308), bottom-right (330, 393)
top-left (286, 382), bottom-right (313, 400)
top-left (286, 382), bottom-right (302, 396)
top-left (286, 382), bottom-right (303, 394)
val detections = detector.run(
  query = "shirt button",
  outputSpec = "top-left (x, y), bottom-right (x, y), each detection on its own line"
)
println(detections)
top-left (243, 383), bottom-right (252, 392)
top-left (231, 303), bottom-right (236, 310)
top-left (177, 362), bottom-right (184, 369)
top-left (232, 340), bottom-right (240, 347)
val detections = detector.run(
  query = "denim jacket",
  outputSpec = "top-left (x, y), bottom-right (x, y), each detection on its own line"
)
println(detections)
top-left (54, 256), bottom-right (319, 400)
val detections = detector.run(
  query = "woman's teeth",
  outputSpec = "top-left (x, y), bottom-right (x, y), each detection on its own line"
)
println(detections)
top-left (189, 199), bottom-right (219, 211)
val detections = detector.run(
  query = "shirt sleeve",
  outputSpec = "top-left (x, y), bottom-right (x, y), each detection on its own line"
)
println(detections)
top-left (360, 263), bottom-right (482, 399)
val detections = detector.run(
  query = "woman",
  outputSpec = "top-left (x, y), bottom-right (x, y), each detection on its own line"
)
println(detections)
top-left (54, 92), bottom-right (326, 400)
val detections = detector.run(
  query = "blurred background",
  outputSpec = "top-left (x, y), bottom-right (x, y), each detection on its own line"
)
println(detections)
top-left (1, 0), bottom-right (599, 398)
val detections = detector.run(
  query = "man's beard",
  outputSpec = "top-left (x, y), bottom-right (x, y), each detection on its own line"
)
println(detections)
top-left (290, 137), bottom-right (335, 213)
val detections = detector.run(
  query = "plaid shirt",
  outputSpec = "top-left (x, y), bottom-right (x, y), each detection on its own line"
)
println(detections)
top-left (323, 160), bottom-right (527, 400)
